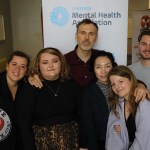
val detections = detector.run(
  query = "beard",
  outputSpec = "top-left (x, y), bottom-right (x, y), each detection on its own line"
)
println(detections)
top-left (140, 50), bottom-right (150, 60)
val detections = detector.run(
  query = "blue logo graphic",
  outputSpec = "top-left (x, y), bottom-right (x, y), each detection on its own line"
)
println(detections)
top-left (50, 7), bottom-right (69, 27)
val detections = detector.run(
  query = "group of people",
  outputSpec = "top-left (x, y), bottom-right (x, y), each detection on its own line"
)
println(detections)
top-left (0, 18), bottom-right (150, 150)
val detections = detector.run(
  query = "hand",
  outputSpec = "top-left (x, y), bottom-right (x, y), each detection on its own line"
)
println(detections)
top-left (114, 125), bottom-right (121, 135)
top-left (28, 74), bottom-right (43, 89)
top-left (134, 84), bottom-right (148, 102)
top-left (79, 148), bottom-right (88, 150)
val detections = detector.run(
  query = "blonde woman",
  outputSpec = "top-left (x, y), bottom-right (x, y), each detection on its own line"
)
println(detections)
top-left (17, 47), bottom-right (82, 150)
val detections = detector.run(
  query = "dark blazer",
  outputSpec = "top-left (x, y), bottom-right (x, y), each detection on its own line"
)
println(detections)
top-left (0, 72), bottom-right (23, 150)
top-left (82, 82), bottom-right (109, 150)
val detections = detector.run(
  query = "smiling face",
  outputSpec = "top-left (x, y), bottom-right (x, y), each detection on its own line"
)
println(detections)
top-left (6, 56), bottom-right (28, 84)
top-left (110, 75), bottom-right (131, 100)
top-left (94, 56), bottom-right (113, 84)
top-left (76, 23), bottom-right (97, 52)
top-left (39, 52), bottom-right (61, 80)
top-left (139, 35), bottom-right (150, 60)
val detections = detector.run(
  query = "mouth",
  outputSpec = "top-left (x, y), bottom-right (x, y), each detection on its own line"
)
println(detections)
top-left (13, 72), bottom-right (20, 76)
top-left (83, 41), bottom-right (90, 46)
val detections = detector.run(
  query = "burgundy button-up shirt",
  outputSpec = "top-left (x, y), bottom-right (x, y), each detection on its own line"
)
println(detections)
top-left (65, 45), bottom-right (100, 89)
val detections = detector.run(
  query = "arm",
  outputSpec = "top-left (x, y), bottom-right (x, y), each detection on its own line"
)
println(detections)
top-left (28, 74), bottom-right (43, 88)
top-left (82, 88), bottom-right (99, 149)
top-left (106, 111), bottom-right (129, 150)
top-left (129, 100), bottom-right (150, 150)
top-left (16, 82), bottom-right (37, 150)
top-left (134, 81), bottom-right (149, 102)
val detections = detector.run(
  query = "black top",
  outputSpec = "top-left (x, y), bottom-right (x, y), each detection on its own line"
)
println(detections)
top-left (0, 71), bottom-right (24, 150)
top-left (126, 114), bottom-right (136, 143)
top-left (16, 78), bottom-right (82, 150)
top-left (82, 82), bottom-right (109, 150)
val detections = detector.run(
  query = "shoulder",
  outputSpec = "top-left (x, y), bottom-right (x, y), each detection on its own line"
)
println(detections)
top-left (21, 80), bottom-right (40, 92)
top-left (84, 82), bottom-right (97, 92)
top-left (83, 82), bottom-right (102, 98)
top-left (65, 50), bottom-right (78, 63)
top-left (65, 50), bottom-right (74, 56)
top-left (136, 99), bottom-right (150, 117)
top-left (128, 61), bottom-right (140, 68)
top-left (92, 49), bottom-right (102, 54)
top-left (138, 99), bottom-right (150, 109)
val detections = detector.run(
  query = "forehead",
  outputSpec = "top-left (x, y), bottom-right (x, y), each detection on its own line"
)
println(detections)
top-left (78, 23), bottom-right (97, 32)
top-left (110, 75), bottom-right (129, 81)
top-left (140, 35), bottom-right (150, 42)
top-left (11, 56), bottom-right (28, 64)
top-left (40, 53), bottom-right (59, 60)
top-left (95, 56), bottom-right (112, 64)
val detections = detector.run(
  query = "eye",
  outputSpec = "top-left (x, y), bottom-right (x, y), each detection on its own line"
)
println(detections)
top-left (41, 61), bottom-right (49, 64)
top-left (20, 65), bottom-right (27, 69)
top-left (95, 66), bottom-right (101, 69)
top-left (141, 42), bottom-right (146, 46)
top-left (52, 59), bottom-right (59, 63)
top-left (119, 80), bottom-right (124, 83)
top-left (80, 31), bottom-right (86, 35)
top-left (106, 65), bottom-right (111, 68)
top-left (89, 32), bottom-right (95, 36)
top-left (12, 63), bottom-right (17, 66)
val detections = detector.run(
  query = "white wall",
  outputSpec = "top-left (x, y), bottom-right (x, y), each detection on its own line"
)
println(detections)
top-left (10, 0), bottom-right (43, 60)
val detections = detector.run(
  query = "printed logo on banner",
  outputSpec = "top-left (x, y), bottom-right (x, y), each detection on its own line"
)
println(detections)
top-left (50, 7), bottom-right (69, 27)
top-left (0, 109), bottom-right (11, 142)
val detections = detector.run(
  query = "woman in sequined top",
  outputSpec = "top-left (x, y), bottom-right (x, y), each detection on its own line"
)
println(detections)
top-left (17, 47), bottom-right (82, 150)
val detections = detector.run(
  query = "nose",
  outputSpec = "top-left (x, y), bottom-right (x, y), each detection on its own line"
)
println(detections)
top-left (15, 65), bottom-right (20, 71)
top-left (146, 44), bottom-right (150, 50)
top-left (101, 67), bottom-right (106, 73)
top-left (48, 62), bottom-right (53, 67)
top-left (85, 33), bottom-right (89, 39)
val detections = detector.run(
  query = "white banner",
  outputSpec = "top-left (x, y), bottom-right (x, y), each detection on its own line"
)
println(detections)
top-left (42, 0), bottom-right (128, 65)
top-left (132, 10), bottom-right (150, 63)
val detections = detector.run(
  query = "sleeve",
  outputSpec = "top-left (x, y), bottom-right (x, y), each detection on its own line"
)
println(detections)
top-left (129, 100), bottom-right (150, 150)
top-left (105, 111), bottom-right (129, 150)
top-left (16, 82), bottom-right (38, 150)
top-left (82, 87), bottom-right (99, 149)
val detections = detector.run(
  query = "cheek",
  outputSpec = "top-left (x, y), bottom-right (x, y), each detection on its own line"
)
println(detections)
top-left (95, 69), bottom-right (101, 77)
top-left (112, 86), bottom-right (117, 93)
top-left (20, 69), bottom-right (27, 75)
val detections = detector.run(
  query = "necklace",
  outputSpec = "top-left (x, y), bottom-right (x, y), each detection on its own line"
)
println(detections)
top-left (44, 80), bottom-right (61, 96)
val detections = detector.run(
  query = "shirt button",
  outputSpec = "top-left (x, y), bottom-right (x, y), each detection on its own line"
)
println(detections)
top-left (85, 75), bottom-right (87, 78)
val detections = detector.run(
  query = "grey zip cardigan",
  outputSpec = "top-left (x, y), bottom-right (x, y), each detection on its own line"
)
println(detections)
top-left (106, 98), bottom-right (150, 150)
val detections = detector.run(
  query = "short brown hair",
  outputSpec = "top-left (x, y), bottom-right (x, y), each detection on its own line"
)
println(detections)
top-left (76, 18), bottom-right (98, 33)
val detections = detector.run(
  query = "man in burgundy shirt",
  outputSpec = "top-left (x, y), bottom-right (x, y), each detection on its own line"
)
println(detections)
top-left (65, 19), bottom-right (100, 89)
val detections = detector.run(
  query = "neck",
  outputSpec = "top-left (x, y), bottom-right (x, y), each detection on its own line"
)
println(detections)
top-left (76, 48), bottom-right (92, 63)
top-left (6, 75), bottom-right (18, 100)
top-left (98, 80), bottom-right (108, 85)
top-left (141, 59), bottom-right (150, 67)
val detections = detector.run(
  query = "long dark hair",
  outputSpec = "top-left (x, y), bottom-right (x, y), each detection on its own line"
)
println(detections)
top-left (90, 50), bottom-right (117, 82)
